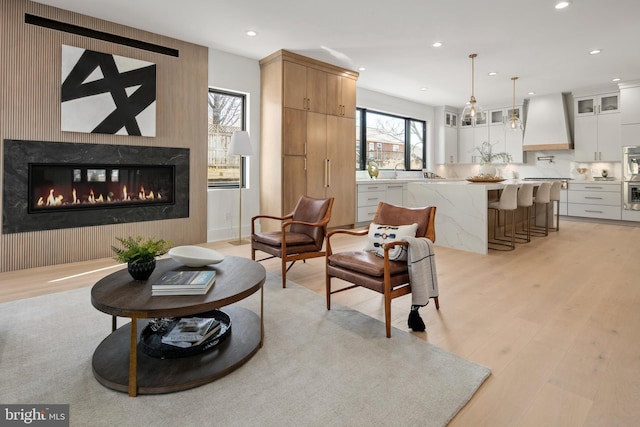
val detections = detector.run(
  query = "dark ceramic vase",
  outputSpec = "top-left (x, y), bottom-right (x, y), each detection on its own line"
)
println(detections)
top-left (128, 259), bottom-right (156, 281)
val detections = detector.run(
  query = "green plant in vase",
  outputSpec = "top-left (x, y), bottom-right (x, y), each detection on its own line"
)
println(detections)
top-left (474, 141), bottom-right (512, 177)
top-left (112, 236), bottom-right (172, 280)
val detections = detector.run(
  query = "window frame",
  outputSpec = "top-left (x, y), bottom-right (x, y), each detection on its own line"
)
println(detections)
top-left (207, 88), bottom-right (247, 189)
top-left (356, 108), bottom-right (427, 171)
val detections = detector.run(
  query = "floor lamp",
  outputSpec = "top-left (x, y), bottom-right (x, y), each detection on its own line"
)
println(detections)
top-left (228, 131), bottom-right (253, 245)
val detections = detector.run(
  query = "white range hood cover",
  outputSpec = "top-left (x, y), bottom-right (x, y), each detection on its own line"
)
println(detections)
top-left (522, 93), bottom-right (573, 151)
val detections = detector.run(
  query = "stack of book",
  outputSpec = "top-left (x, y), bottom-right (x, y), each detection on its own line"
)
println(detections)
top-left (161, 317), bottom-right (221, 348)
top-left (152, 270), bottom-right (216, 296)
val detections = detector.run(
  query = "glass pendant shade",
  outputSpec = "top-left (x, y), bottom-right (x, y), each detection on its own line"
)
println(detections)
top-left (505, 77), bottom-right (523, 131)
top-left (462, 53), bottom-right (484, 125)
top-left (462, 97), bottom-right (485, 125)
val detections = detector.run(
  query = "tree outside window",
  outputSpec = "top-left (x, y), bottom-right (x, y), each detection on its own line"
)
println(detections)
top-left (207, 89), bottom-right (246, 187)
top-left (357, 109), bottom-right (426, 170)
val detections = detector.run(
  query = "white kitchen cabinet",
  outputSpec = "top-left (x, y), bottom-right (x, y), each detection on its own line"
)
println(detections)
top-left (458, 123), bottom-right (488, 164)
top-left (574, 92), bottom-right (621, 161)
top-left (435, 106), bottom-right (458, 164)
top-left (357, 182), bottom-right (407, 223)
top-left (488, 106), bottom-right (523, 164)
top-left (575, 93), bottom-right (618, 116)
top-left (559, 188), bottom-right (568, 216)
top-left (567, 182), bottom-right (621, 220)
top-left (620, 81), bottom-right (640, 124)
top-left (621, 123), bottom-right (640, 147)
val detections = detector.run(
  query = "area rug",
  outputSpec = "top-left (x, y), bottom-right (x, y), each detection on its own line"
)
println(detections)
top-left (0, 274), bottom-right (490, 427)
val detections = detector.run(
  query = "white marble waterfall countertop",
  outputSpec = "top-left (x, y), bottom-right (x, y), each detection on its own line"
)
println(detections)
top-left (404, 180), bottom-right (523, 255)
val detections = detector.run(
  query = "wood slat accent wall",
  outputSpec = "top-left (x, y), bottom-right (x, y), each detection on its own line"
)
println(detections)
top-left (0, 0), bottom-right (208, 272)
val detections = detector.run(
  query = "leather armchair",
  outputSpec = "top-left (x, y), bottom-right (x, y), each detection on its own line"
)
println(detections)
top-left (252, 196), bottom-right (334, 288)
top-left (326, 202), bottom-right (438, 337)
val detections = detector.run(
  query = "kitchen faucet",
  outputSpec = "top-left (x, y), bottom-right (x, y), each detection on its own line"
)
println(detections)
top-left (394, 162), bottom-right (404, 178)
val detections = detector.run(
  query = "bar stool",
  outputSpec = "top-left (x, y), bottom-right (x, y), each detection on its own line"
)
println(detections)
top-left (549, 181), bottom-right (562, 232)
top-left (531, 182), bottom-right (551, 236)
top-left (488, 184), bottom-right (518, 251)
top-left (513, 183), bottom-right (534, 243)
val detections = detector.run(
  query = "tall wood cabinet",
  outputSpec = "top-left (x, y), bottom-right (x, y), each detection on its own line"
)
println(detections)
top-left (259, 50), bottom-right (359, 230)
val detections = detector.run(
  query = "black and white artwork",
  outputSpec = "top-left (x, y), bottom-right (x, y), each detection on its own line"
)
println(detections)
top-left (61, 45), bottom-right (156, 137)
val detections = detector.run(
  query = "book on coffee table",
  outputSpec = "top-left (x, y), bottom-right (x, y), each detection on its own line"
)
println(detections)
top-left (152, 270), bottom-right (216, 296)
top-left (161, 317), bottom-right (222, 348)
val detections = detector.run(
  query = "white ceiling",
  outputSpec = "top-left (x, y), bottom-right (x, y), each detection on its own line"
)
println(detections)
top-left (37, 0), bottom-right (640, 109)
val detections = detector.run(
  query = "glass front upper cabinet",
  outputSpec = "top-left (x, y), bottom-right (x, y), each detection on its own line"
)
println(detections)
top-left (576, 93), bottom-right (619, 116)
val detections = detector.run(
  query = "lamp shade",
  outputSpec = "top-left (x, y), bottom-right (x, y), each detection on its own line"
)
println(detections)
top-left (228, 131), bottom-right (253, 156)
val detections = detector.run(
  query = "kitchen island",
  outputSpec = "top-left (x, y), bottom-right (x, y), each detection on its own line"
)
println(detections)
top-left (404, 180), bottom-right (506, 255)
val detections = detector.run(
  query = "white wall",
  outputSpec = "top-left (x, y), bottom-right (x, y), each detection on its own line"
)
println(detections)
top-left (207, 49), bottom-right (261, 241)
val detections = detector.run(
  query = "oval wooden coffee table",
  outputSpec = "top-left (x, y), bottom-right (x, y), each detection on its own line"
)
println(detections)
top-left (91, 256), bottom-right (266, 396)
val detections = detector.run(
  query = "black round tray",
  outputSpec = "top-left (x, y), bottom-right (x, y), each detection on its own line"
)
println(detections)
top-left (140, 309), bottom-right (231, 359)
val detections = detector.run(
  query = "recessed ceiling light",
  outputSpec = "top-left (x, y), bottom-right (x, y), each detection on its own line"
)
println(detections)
top-left (555, 1), bottom-right (571, 9)
top-left (358, 67), bottom-right (366, 71)
top-left (246, 30), bottom-right (257, 37)
top-left (420, 87), bottom-right (428, 91)
top-left (612, 77), bottom-right (621, 82)
top-left (528, 91), bottom-right (536, 95)
top-left (432, 42), bottom-right (443, 48)
top-left (488, 72), bottom-right (497, 76)
top-left (589, 49), bottom-right (602, 55)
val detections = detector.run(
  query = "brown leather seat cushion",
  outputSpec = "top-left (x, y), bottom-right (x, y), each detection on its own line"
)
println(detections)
top-left (253, 231), bottom-right (314, 247)
top-left (328, 251), bottom-right (408, 277)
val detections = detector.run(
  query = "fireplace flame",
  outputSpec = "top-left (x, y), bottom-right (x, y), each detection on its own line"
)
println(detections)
top-left (35, 183), bottom-right (166, 209)
top-left (43, 188), bottom-right (64, 206)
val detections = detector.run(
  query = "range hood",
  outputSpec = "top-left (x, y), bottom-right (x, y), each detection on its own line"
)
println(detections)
top-left (522, 93), bottom-right (573, 151)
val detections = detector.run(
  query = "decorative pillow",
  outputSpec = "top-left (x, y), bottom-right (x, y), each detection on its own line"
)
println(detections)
top-left (364, 223), bottom-right (418, 261)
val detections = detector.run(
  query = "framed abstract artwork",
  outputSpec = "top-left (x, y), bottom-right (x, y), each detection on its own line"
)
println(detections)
top-left (61, 45), bottom-right (156, 137)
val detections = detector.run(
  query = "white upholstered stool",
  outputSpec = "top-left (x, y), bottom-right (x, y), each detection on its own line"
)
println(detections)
top-left (488, 184), bottom-right (518, 251)
top-left (531, 182), bottom-right (552, 237)
top-left (513, 183), bottom-right (534, 243)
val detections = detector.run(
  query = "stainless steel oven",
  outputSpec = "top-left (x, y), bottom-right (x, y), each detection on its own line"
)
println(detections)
top-left (623, 146), bottom-right (640, 210)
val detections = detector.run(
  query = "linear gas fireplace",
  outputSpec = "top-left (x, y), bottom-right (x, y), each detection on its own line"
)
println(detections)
top-left (29, 164), bottom-right (174, 213)
top-left (3, 140), bottom-right (189, 233)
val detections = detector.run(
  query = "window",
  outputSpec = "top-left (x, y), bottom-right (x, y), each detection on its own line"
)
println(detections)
top-left (356, 108), bottom-right (426, 170)
top-left (207, 89), bottom-right (246, 187)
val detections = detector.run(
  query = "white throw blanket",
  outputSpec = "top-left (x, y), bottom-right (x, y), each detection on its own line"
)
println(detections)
top-left (401, 236), bottom-right (439, 306)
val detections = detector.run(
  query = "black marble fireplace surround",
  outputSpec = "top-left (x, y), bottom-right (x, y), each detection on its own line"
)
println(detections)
top-left (2, 139), bottom-right (189, 233)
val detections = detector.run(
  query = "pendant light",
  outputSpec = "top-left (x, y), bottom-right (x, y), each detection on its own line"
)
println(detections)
top-left (461, 53), bottom-right (485, 125)
top-left (506, 76), bottom-right (523, 131)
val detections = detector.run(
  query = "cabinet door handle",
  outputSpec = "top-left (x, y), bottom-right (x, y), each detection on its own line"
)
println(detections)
top-left (585, 197), bottom-right (603, 200)
top-left (304, 157), bottom-right (307, 171)
top-left (585, 210), bottom-right (603, 213)
top-left (584, 186), bottom-right (603, 189)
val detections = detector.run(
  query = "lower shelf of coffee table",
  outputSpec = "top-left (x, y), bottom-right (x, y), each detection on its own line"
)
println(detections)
top-left (92, 305), bottom-right (261, 394)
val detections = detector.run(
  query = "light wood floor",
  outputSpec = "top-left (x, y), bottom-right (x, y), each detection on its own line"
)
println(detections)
top-left (1, 218), bottom-right (639, 426)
